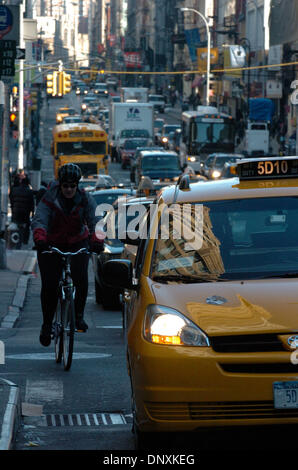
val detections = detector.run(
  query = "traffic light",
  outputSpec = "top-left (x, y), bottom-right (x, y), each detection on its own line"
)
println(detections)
top-left (30, 90), bottom-right (38, 111)
top-left (46, 74), bottom-right (54, 96)
top-left (9, 111), bottom-right (18, 131)
top-left (10, 112), bottom-right (17, 123)
top-left (62, 72), bottom-right (72, 94)
top-left (58, 71), bottom-right (63, 97)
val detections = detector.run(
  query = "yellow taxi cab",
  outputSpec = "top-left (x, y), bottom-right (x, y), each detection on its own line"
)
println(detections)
top-left (55, 107), bottom-right (77, 124)
top-left (103, 156), bottom-right (298, 448)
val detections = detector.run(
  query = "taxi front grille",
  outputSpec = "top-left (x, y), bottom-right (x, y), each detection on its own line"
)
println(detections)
top-left (220, 363), bottom-right (298, 374)
top-left (145, 401), bottom-right (298, 421)
top-left (210, 334), bottom-right (284, 353)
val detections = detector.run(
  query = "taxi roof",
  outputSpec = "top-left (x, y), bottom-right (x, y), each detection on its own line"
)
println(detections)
top-left (161, 156), bottom-right (298, 205)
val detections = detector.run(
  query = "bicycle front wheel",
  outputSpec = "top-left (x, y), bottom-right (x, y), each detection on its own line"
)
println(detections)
top-left (54, 300), bottom-right (63, 364)
top-left (62, 297), bottom-right (75, 371)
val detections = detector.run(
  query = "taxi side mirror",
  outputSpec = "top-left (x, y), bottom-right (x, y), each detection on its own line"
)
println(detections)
top-left (102, 259), bottom-right (137, 290)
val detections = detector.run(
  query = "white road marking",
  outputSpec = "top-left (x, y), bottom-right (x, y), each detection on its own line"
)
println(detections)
top-left (25, 379), bottom-right (63, 404)
top-left (110, 413), bottom-right (126, 425)
top-left (7, 353), bottom-right (112, 360)
top-left (96, 326), bottom-right (122, 329)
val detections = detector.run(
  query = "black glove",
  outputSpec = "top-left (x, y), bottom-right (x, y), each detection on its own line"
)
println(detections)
top-left (90, 240), bottom-right (104, 254)
top-left (35, 240), bottom-right (50, 253)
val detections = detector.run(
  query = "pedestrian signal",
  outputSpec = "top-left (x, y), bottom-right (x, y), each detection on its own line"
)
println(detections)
top-left (10, 112), bottom-right (17, 122)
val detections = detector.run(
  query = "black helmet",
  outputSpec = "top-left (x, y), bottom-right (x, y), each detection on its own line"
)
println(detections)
top-left (58, 163), bottom-right (81, 184)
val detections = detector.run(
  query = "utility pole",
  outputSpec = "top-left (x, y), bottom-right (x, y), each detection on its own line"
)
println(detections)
top-left (0, 81), bottom-right (8, 268)
top-left (18, 0), bottom-right (25, 170)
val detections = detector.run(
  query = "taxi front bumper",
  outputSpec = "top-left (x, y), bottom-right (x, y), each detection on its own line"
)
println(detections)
top-left (129, 338), bottom-right (298, 432)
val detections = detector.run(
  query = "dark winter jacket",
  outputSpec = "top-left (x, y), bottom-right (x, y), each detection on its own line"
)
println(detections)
top-left (35, 183), bottom-right (48, 205)
top-left (31, 181), bottom-right (101, 247)
top-left (9, 183), bottom-right (35, 223)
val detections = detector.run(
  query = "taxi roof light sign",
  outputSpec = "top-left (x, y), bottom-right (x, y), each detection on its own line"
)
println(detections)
top-left (237, 156), bottom-right (298, 180)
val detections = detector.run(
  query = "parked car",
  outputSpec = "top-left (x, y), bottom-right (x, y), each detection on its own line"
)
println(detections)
top-left (130, 146), bottom-right (164, 178)
top-left (131, 149), bottom-right (182, 186)
top-left (95, 174), bottom-right (117, 190)
top-left (81, 96), bottom-right (99, 113)
top-left (119, 138), bottom-right (150, 169)
top-left (202, 153), bottom-right (244, 179)
top-left (62, 115), bottom-right (83, 124)
top-left (75, 84), bottom-right (89, 95)
top-left (78, 176), bottom-right (98, 191)
top-left (94, 82), bottom-right (109, 96)
top-left (92, 192), bottom-right (152, 310)
top-left (148, 94), bottom-right (166, 113)
top-left (110, 95), bottom-right (121, 103)
top-left (220, 161), bottom-right (239, 179)
top-left (56, 107), bottom-right (77, 124)
top-left (154, 118), bottom-right (165, 144)
top-left (159, 124), bottom-right (181, 148)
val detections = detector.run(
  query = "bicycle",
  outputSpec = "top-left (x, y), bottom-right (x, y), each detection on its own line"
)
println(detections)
top-left (42, 247), bottom-right (90, 371)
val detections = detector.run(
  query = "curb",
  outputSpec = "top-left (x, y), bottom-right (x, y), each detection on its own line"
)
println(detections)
top-left (0, 378), bottom-right (21, 450)
top-left (0, 251), bottom-right (37, 329)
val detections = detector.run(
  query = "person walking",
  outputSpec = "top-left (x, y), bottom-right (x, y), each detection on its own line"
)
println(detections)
top-left (35, 180), bottom-right (48, 206)
top-left (9, 174), bottom-right (35, 245)
top-left (31, 163), bottom-right (104, 347)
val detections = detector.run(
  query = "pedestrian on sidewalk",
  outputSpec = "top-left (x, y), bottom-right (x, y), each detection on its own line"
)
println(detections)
top-left (31, 163), bottom-right (104, 347)
top-left (35, 180), bottom-right (48, 206)
top-left (9, 173), bottom-right (35, 245)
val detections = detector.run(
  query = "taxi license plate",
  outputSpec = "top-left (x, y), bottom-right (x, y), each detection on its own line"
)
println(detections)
top-left (273, 381), bottom-right (298, 409)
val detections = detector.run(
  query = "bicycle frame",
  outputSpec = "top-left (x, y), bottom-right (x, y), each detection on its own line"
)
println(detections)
top-left (42, 247), bottom-right (89, 370)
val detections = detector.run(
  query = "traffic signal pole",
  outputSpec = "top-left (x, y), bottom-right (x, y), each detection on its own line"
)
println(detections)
top-left (0, 81), bottom-right (8, 268)
top-left (18, 0), bottom-right (25, 170)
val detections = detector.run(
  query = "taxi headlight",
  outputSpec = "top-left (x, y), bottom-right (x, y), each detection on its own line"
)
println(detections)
top-left (144, 305), bottom-right (210, 346)
top-left (211, 170), bottom-right (221, 179)
top-left (188, 156), bottom-right (196, 163)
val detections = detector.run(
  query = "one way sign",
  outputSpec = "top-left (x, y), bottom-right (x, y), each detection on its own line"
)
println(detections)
top-left (16, 48), bottom-right (25, 60)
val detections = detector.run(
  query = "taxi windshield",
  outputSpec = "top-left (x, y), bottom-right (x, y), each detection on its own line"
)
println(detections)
top-left (151, 197), bottom-right (298, 282)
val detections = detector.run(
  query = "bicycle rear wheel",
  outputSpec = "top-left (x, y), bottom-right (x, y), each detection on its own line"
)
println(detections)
top-left (54, 300), bottom-right (63, 364)
top-left (62, 297), bottom-right (75, 371)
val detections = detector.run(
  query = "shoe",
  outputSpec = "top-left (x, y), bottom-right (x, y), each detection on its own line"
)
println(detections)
top-left (76, 318), bottom-right (88, 332)
top-left (39, 324), bottom-right (52, 346)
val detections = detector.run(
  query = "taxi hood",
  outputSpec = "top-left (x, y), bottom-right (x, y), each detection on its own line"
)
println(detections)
top-left (150, 279), bottom-right (298, 336)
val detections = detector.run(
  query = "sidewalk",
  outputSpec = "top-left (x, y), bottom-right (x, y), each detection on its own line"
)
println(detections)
top-left (0, 248), bottom-right (37, 449)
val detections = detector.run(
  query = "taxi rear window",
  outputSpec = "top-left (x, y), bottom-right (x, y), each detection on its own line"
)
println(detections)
top-left (151, 197), bottom-right (298, 282)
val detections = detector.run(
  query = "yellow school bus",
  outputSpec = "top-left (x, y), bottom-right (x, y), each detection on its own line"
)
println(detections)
top-left (51, 122), bottom-right (109, 178)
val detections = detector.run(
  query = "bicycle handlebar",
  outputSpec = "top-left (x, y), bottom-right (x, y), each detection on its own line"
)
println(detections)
top-left (41, 247), bottom-right (91, 256)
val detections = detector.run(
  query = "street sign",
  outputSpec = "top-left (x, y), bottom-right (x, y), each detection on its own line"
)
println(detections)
top-left (16, 48), bottom-right (25, 60)
top-left (0, 5), bottom-right (19, 42)
top-left (0, 39), bottom-right (16, 77)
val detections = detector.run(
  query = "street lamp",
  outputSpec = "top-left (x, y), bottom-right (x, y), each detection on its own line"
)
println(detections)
top-left (181, 7), bottom-right (211, 106)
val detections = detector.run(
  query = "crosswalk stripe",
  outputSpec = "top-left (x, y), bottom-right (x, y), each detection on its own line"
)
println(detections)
top-left (42, 413), bottom-right (132, 427)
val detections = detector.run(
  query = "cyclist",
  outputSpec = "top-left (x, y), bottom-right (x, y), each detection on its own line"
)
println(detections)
top-left (31, 163), bottom-right (104, 346)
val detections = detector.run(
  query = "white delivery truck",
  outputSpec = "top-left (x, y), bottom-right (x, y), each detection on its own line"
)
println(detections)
top-left (109, 102), bottom-right (154, 161)
top-left (243, 98), bottom-right (274, 157)
top-left (244, 121), bottom-right (270, 157)
top-left (120, 87), bottom-right (148, 103)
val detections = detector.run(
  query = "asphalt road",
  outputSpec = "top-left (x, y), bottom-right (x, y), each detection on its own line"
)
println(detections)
top-left (2, 91), bottom-right (183, 453)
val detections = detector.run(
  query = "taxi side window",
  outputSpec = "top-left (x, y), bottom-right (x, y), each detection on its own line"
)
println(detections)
top-left (134, 208), bottom-right (152, 278)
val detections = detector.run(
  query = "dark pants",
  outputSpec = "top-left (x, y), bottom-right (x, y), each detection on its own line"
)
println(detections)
top-left (37, 250), bottom-right (89, 326)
